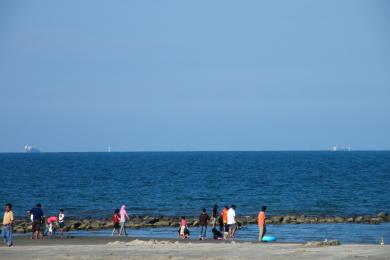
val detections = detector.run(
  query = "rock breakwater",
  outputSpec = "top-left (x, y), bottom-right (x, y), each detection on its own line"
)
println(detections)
top-left (8, 212), bottom-right (390, 233)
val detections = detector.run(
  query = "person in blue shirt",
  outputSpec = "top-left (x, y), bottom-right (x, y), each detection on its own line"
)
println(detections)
top-left (29, 203), bottom-right (44, 240)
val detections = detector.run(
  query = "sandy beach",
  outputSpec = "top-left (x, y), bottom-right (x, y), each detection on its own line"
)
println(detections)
top-left (0, 237), bottom-right (389, 259)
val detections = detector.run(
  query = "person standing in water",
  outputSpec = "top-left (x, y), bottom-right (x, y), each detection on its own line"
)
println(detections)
top-left (227, 205), bottom-right (237, 240)
top-left (179, 216), bottom-right (189, 239)
top-left (221, 205), bottom-right (229, 240)
top-left (258, 206), bottom-right (267, 241)
top-left (47, 216), bottom-right (58, 236)
top-left (2, 203), bottom-right (14, 247)
top-left (58, 209), bottom-right (65, 237)
top-left (30, 203), bottom-right (44, 240)
top-left (211, 205), bottom-right (218, 228)
top-left (199, 208), bottom-right (210, 240)
top-left (112, 209), bottom-right (120, 236)
top-left (119, 205), bottom-right (129, 236)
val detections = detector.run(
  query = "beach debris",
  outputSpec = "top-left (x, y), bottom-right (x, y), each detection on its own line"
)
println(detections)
top-left (122, 239), bottom-right (177, 246)
top-left (304, 239), bottom-right (340, 247)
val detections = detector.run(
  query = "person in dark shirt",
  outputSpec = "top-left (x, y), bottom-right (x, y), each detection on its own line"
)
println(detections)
top-left (199, 208), bottom-right (210, 240)
top-left (211, 205), bottom-right (218, 228)
top-left (29, 203), bottom-right (44, 240)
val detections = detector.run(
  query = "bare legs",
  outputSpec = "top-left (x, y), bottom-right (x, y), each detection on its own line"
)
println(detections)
top-left (119, 222), bottom-right (128, 236)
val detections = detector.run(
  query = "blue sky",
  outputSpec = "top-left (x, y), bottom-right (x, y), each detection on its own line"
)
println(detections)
top-left (0, 0), bottom-right (389, 152)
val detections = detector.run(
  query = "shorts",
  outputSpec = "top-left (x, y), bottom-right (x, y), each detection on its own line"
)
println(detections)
top-left (114, 222), bottom-right (120, 229)
top-left (228, 223), bottom-right (236, 231)
top-left (32, 220), bottom-right (41, 232)
top-left (224, 224), bottom-right (229, 232)
top-left (180, 226), bottom-right (185, 235)
top-left (59, 222), bottom-right (65, 228)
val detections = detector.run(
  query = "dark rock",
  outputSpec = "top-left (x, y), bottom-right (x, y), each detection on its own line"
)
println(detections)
top-left (144, 217), bottom-right (159, 224)
top-left (334, 217), bottom-right (344, 223)
top-left (89, 222), bottom-right (101, 229)
top-left (305, 240), bottom-right (340, 247)
top-left (271, 216), bottom-right (283, 224)
top-left (296, 217), bottom-right (305, 224)
top-left (154, 220), bottom-right (171, 226)
top-left (15, 227), bottom-right (25, 233)
top-left (355, 216), bottom-right (364, 223)
top-left (282, 216), bottom-right (291, 223)
top-left (370, 217), bottom-right (382, 225)
top-left (73, 222), bottom-right (82, 229)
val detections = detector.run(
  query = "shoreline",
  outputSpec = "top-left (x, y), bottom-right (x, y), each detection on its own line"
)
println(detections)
top-left (8, 213), bottom-right (390, 234)
top-left (1, 236), bottom-right (389, 259)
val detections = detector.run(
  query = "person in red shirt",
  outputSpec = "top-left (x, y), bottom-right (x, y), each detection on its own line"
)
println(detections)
top-left (112, 209), bottom-right (120, 236)
top-left (258, 206), bottom-right (267, 241)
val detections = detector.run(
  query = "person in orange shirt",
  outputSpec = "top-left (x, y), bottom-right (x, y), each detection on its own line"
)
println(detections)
top-left (221, 206), bottom-right (228, 240)
top-left (258, 206), bottom-right (267, 241)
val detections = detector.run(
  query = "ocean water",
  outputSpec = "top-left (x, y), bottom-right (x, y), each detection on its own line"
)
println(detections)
top-left (0, 151), bottom-right (389, 218)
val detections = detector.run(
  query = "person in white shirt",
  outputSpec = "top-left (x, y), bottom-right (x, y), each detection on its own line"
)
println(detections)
top-left (58, 209), bottom-right (65, 237)
top-left (227, 205), bottom-right (237, 239)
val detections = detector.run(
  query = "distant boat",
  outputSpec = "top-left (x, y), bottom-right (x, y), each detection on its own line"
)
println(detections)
top-left (108, 146), bottom-right (111, 152)
top-left (332, 145), bottom-right (351, 151)
top-left (23, 145), bottom-right (41, 153)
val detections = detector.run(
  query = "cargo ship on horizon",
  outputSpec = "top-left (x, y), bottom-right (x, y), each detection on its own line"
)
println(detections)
top-left (23, 145), bottom-right (41, 153)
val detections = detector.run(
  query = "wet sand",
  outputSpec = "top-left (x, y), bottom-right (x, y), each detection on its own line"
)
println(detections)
top-left (0, 236), bottom-right (389, 259)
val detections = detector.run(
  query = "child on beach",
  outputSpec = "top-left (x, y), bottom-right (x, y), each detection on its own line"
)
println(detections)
top-left (58, 209), bottom-right (65, 237)
top-left (47, 216), bottom-right (58, 236)
top-left (212, 227), bottom-right (223, 240)
top-left (119, 205), bottom-right (129, 236)
top-left (2, 203), bottom-right (14, 247)
top-left (179, 216), bottom-right (189, 239)
top-left (112, 209), bottom-right (120, 236)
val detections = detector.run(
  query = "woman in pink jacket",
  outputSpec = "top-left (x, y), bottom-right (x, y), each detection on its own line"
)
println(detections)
top-left (119, 205), bottom-right (129, 236)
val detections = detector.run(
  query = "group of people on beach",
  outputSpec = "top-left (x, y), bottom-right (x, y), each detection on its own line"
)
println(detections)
top-left (178, 204), bottom-right (267, 241)
top-left (27, 203), bottom-right (66, 240)
top-left (111, 205), bottom-right (130, 236)
top-left (1, 202), bottom-right (66, 247)
top-left (2, 202), bottom-right (267, 247)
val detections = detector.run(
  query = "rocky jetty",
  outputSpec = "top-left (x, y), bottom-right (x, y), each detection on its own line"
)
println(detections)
top-left (305, 240), bottom-right (341, 247)
top-left (8, 212), bottom-right (390, 233)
